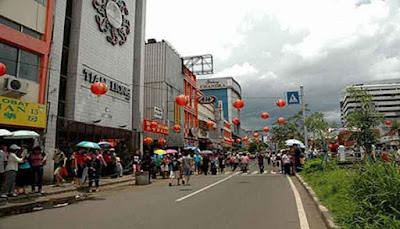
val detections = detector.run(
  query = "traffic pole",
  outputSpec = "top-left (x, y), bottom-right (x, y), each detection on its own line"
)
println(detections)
top-left (300, 85), bottom-right (308, 153)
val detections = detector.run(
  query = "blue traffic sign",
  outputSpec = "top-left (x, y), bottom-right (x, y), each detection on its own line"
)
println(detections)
top-left (287, 91), bottom-right (300, 105)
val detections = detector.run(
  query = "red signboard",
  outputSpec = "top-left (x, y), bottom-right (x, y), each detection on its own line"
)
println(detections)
top-left (143, 119), bottom-right (169, 135)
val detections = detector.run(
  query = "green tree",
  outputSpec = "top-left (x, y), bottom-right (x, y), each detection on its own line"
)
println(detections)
top-left (346, 87), bottom-right (383, 158)
top-left (305, 112), bottom-right (329, 149)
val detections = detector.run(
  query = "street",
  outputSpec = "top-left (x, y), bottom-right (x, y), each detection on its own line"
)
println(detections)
top-left (0, 163), bottom-right (326, 229)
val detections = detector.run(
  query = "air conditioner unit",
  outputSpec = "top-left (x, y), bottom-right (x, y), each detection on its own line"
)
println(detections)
top-left (2, 77), bottom-right (29, 98)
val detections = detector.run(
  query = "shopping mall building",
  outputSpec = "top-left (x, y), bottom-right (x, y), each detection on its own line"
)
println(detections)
top-left (0, 0), bottom-right (147, 179)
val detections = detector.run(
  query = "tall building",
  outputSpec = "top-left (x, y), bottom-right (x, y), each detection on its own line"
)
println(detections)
top-left (340, 80), bottom-right (400, 125)
top-left (197, 77), bottom-right (243, 138)
top-left (0, 0), bottom-right (147, 180)
top-left (183, 66), bottom-right (199, 148)
top-left (144, 39), bottom-right (184, 149)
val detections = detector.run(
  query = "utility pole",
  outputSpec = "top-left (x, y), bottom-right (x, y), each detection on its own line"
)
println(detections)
top-left (300, 85), bottom-right (308, 152)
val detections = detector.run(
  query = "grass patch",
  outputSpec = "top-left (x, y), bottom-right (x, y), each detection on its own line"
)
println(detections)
top-left (301, 160), bottom-right (400, 228)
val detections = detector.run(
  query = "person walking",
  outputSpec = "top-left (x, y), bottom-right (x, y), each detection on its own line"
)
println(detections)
top-left (201, 154), bottom-right (210, 175)
top-left (0, 145), bottom-right (6, 192)
top-left (282, 152), bottom-right (291, 175)
top-left (132, 152), bottom-right (141, 174)
top-left (257, 152), bottom-right (265, 173)
top-left (1, 144), bottom-right (24, 198)
top-left (194, 153), bottom-right (202, 175)
top-left (241, 154), bottom-right (249, 173)
top-left (87, 151), bottom-right (101, 192)
top-left (182, 152), bottom-right (193, 185)
top-left (218, 155), bottom-right (225, 174)
top-left (232, 154), bottom-right (240, 171)
top-left (72, 148), bottom-right (86, 188)
top-left (169, 155), bottom-right (181, 186)
top-left (53, 148), bottom-right (67, 186)
top-left (16, 146), bottom-right (31, 195)
top-left (141, 151), bottom-right (153, 183)
top-left (96, 150), bottom-right (107, 178)
top-left (29, 146), bottom-right (46, 194)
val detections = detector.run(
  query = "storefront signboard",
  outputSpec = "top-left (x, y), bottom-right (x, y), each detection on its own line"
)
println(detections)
top-left (0, 96), bottom-right (47, 128)
top-left (143, 119), bottom-right (169, 135)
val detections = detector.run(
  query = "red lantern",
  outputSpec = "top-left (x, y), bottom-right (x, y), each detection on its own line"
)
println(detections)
top-left (386, 120), bottom-right (392, 127)
top-left (256, 139), bottom-right (260, 143)
top-left (173, 124), bottom-right (181, 133)
top-left (236, 139), bottom-right (242, 143)
top-left (243, 136), bottom-right (249, 142)
top-left (233, 99), bottom-right (245, 109)
top-left (143, 137), bottom-right (153, 145)
top-left (232, 117), bottom-right (240, 125)
top-left (0, 62), bottom-right (7, 77)
top-left (150, 121), bottom-right (157, 129)
top-left (158, 138), bottom-right (166, 146)
top-left (230, 138), bottom-right (235, 143)
top-left (277, 117), bottom-right (285, 125)
top-left (276, 99), bottom-right (286, 108)
top-left (263, 126), bottom-right (270, 133)
top-left (91, 82), bottom-right (108, 96)
top-left (206, 121), bottom-right (215, 129)
top-left (253, 132), bottom-right (259, 138)
top-left (176, 94), bottom-right (188, 106)
top-left (261, 112), bottom-right (270, 119)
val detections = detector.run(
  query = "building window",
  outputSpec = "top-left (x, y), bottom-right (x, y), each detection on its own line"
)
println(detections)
top-left (0, 16), bottom-right (42, 39)
top-left (0, 43), bottom-right (18, 76)
top-left (0, 42), bottom-right (40, 82)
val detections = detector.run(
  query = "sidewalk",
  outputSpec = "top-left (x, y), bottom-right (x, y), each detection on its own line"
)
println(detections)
top-left (0, 175), bottom-right (134, 206)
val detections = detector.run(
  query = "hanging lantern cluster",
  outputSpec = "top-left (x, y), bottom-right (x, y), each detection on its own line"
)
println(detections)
top-left (386, 120), bottom-right (392, 127)
top-left (173, 124), bottom-right (181, 133)
top-left (277, 117), bottom-right (285, 125)
top-left (261, 112), bottom-right (269, 119)
top-left (176, 94), bottom-right (189, 106)
top-left (206, 120), bottom-right (215, 129)
top-left (276, 99), bottom-right (286, 108)
top-left (232, 117), bottom-right (240, 125)
top-left (91, 82), bottom-right (108, 98)
top-left (143, 137), bottom-right (153, 145)
top-left (158, 138), bottom-right (166, 146)
top-left (233, 99), bottom-right (245, 109)
top-left (263, 126), bottom-right (270, 133)
top-left (0, 62), bottom-right (7, 77)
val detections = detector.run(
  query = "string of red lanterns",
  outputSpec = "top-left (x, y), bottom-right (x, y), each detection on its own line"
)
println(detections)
top-left (91, 82), bottom-right (108, 98)
top-left (173, 124), bottom-right (181, 133)
top-left (261, 112), bottom-right (269, 119)
top-left (386, 120), bottom-right (392, 127)
top-left (236, 139), bottom-right (241, 143)
top-left (253, 132), bottom-right (259, 138)
top-left (206, 120), bottom-right (215, 129)
top-left (158, 138), bottom-right (167, 146)
top-left (143, 137), bottom-right (153, 145)
top-left (263, 126), bottom-right (270, 133)
top-left (277, 117), bottom-right (285, 125)
top-left (175, 94), bottom-right (188, 106)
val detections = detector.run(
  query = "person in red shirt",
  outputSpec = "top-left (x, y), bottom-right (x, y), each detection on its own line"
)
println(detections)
top-left (72, 148), bottom-right (86, 187)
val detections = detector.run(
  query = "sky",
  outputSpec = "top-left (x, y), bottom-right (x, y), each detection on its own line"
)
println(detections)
top-left (146, 0), bottom-right (400, 130)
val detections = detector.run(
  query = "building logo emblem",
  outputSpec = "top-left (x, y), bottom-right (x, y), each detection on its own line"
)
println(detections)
top-left (93, 0), bottom-right (130, 46)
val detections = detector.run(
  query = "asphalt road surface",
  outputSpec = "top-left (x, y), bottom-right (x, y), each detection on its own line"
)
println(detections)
top-left (0, 163), bottom-right (327, 229)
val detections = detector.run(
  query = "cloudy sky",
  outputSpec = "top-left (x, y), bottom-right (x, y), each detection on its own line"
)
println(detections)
top-left (146, 0), bottom-right (400, 130)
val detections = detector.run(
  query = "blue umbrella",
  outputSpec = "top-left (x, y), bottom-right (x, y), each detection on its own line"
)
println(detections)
top-left (77, 141), bottom-right (101, 149)
top-left (98, 141), bottom-right (111, 147)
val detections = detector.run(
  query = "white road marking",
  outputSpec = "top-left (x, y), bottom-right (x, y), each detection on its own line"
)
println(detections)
top-left (176, 173), bottom-right (237, 202)
top-left (251, 171), bottom-right (258, 175)
top-left (287, 176), bottom-right (310, 229)
top-left (233, 171), bottom-right (241, 175)
top-left (225, 171), bottom-right (232, 175)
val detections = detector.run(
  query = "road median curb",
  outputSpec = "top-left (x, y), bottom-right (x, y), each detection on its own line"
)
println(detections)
top-left (295, 173), bottom-right (339, 229)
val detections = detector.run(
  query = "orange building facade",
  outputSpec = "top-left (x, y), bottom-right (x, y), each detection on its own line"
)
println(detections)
top-left (183, 66), bottom-right (198, 146)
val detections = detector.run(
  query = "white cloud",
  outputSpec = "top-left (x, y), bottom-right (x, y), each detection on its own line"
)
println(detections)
top-left (215, 62), bottom-right (258, 78)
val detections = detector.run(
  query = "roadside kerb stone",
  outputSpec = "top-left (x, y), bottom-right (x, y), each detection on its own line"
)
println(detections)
top-left (295, 173), bottom-right (339, 229)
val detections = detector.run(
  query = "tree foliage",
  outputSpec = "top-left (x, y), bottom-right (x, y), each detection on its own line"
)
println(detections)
top-left (306, 112), bottom-right (329, 149)
top-left (345, 87), bottom-right (383, 155)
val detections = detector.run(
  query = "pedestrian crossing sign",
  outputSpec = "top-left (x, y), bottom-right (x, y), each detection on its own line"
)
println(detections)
top-left (286, 91), bottom-right (300, 105)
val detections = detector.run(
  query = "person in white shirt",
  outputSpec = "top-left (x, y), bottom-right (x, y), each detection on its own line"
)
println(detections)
top-left (1, 144), bottom-right (24, 198)
top-left (0, 145), bottom-right (6, 192)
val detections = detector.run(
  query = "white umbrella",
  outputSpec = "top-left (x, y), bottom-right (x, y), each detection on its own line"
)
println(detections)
top-left (5, 130), bottom-right (40, 139)
top-left (201, 150), bottom-right (213, 154)
top-left (0, 129), bottom-right (12, 137)
top-left (285, 139), bottom-right (305, 148)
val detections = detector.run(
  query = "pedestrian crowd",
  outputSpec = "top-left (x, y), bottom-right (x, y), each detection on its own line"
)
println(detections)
top-left (0, 144), bottom-right (131, 197)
